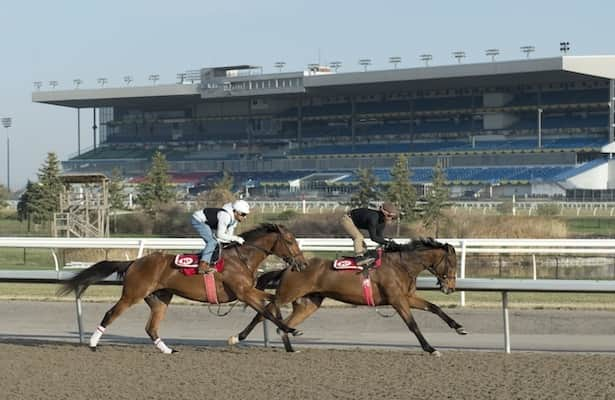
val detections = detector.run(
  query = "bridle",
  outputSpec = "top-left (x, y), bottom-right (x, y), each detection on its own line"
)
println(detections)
top-left (236, 227), bottom-right (305, 271)
top-left (426, 248), bottom-right (452, 289)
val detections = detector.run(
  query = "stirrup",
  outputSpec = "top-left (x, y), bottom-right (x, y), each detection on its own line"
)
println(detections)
top-left (355, 256), bottom-right (375, 267)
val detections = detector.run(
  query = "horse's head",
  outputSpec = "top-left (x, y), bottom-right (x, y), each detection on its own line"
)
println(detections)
top-left (242, 223), bottom-right (307, 271)
top-left (426, 241), bottom-right (457, 295)
top-left (394, 238), bottom-right (457, 294)
top-left (270, 224), bottom-right (308, 271)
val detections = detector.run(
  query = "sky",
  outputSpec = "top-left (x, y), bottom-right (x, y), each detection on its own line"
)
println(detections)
top-left (1, 0), bottom-right (614, 191)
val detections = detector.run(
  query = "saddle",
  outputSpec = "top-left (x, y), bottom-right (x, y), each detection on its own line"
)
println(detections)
top-left (175, 245), bottom-right (225, 275)
top-left (332, 249), bottom-right (382, 271)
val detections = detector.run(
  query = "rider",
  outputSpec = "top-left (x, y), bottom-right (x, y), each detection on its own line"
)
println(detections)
top-left (191, 199), bottom-right (250, 274)
top-left (340, 202), bottom-right (398, 266)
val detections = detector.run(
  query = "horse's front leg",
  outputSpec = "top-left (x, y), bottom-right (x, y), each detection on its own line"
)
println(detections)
top-left (239, 287), bottom-right (297, 335)
top-left (228, 302), bottom-right (270, 345)
top-left (407, 295), bottom-right (468, 335)
top-left (391, 297), bottom-right (440, 356)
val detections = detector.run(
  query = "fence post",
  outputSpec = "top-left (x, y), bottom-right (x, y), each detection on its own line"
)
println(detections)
top-left (460, 240), bottom-right (466, 307)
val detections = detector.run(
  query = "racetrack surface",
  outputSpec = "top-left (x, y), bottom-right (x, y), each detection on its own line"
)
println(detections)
top-left (3, 341), bottom-right (615, 400)
top-left (3, 301), bottom-right (615, 399)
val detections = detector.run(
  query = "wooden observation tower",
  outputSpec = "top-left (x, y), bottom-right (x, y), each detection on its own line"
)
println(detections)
top-left (53, 173), bottom-right (110, 237)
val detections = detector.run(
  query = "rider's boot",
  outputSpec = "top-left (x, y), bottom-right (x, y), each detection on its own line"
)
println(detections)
top-left (355, 253), bottom-right (375, 267)
top-left (197, 260), bottom-right (211, 274)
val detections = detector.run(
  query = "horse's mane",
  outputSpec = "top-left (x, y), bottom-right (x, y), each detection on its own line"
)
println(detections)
top-left (387, 237), bottom-right (454, 253)
top-left (240, 223), bottom-right (284, 242)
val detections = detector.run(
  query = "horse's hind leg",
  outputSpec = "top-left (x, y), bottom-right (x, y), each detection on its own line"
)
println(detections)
top-left (278, 294), bottom-right (324, 353)
top-left (144, 290), bottom-right (176, 354)
top-left (391, 297), bottom-right (440, 356)
top-left (408, 295), bottom-right (468, 335)
top-left (89, 294), bottom-right (142, 350)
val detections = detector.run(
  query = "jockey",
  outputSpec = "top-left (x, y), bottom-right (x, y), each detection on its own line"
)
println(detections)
top-left (339, 202), bottom-right (398, 266)
top-left (191, 199), bottom-right (250, 274)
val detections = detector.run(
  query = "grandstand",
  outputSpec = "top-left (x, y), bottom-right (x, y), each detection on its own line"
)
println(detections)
top-left (32, 56), bottom-right (615, 199)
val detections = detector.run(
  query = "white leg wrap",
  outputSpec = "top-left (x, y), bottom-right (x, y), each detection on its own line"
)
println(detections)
top-left (154, 338), bottom-right (173, 354)
top-left (89, 326), bottom-right (105, 347)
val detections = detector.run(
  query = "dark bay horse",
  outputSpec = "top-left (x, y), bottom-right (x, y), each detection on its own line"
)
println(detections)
top-left (58, 223), bottom-right (307, 353)
top-left (229, 238), bottom-right (466, 356)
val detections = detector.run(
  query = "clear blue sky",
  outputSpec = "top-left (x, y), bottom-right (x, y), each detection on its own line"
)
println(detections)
top-left (1, 0), bottom-right (614, 190)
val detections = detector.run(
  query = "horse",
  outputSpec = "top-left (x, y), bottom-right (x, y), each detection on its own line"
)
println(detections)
top-left (58, 223), bottom-right (307, 353)
top-left (229, 238), bottom-right (466, 356)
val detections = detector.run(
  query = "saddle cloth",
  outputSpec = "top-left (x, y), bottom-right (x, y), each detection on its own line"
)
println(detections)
top-left (332, 249), bottom-right (383, 271)
top-left (174, 254), bottom-right (225, 275)
top-left (332, 258), bottom-right (363, 270)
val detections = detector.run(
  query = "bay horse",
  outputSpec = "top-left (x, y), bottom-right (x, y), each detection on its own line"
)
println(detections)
top-left (58, 223), bottom-right (307, 353)
top-left (229, 238), bottom-right (466, 356)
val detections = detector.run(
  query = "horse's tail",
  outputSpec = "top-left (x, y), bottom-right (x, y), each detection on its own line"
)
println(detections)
top-left (256, 269), bottom-right (286, 291)
top-left (57, 260), bottom-right (133, 298)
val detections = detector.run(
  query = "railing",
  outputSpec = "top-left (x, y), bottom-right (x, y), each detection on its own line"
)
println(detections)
top-left (1, 236), bottom-right (615, 353)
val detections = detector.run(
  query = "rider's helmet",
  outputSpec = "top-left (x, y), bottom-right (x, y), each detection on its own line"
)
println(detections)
top-left (232, 199), bottom-right (250, 215)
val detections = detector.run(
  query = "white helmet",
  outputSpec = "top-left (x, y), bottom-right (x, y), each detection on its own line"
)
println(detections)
top-left (232, 199), bottom-right (250, 215)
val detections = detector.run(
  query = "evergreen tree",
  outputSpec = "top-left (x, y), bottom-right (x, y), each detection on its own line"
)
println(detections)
top-left (22, 153), bottom-right (64, 224)
top-left (17, 180), bottom-right (47, 229)
top-left (386, 154), bottom-right (417, 235)
top-left (422, 162), bottom-right (450, 237)
top-left (137, 151), bottom-right (174, 214)
top-left (349, 168), bottom-right (380, 208)
top-left (0, 184), bottom-right (8, 208)
top-left (108, 167), bottom-right (126, 210)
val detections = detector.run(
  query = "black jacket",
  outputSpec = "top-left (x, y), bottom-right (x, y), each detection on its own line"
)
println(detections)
top-left (348, 208), bottom-right (387, 245)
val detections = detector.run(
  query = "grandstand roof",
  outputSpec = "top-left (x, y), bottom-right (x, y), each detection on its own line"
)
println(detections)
top-left (32, 55), bottom-right (615, 108)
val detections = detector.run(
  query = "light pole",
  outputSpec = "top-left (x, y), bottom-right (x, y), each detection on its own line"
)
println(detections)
top-left (329, 61), bottom-right (342, 72)
top-left (419, 54), bottom-right (433, 66)
top-left (520, 45), bottom-right (535, 58)
top-left (537, 108), bottom-right (543, 148)
top-left (485, 48), bottom-right (499, 62)
top-left (148, 74), bottom-right (160, 85)
top-left (1, 117), bottom-right (11, 191)
top-left (97, 77), bottom-right (108, 88)
top-left (358, 58), bottom-right (372, 72)
top-left (389, 56), bottom-right (402, 69)
top-left (274, 61), bottom-right (286, 73)
top-left (560, 41), bottom-right (570, 54)
top-left (452, 51), bottom-right (466, 64)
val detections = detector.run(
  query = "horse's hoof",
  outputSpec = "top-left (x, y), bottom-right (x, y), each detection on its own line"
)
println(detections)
top-left (89, 346), bottom-right (97, 352)
top-left (456, 327), bottom-right (468, 335)
top-left (228, 336), bottom-right (240, 346)
top-left (292, 329), bottom-right (304, 337)
top-left (171, 349), bottom-right (178, 354)
top-left (430, 350), bottom-right (442, 357)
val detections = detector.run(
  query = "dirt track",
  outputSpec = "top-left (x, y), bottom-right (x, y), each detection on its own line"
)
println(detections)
top-left (2, 340), bottom-right (615, 400)
top-left (3, 301), bottom-right (615, 399)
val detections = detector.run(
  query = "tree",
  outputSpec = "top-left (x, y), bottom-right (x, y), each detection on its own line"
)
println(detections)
top-left (386, 154), bottom-right (417, 235)
top-left (20, 153), bottom-right (64, 226)
top-left (17, 180), bottom-right (47, 230)
top-left (349, 168), bottom-right (380, 208)
top-left (0, 184), bottom-right (8, 208)
top-left (137, 151), bottom-right (174, 214)
top-left (108, 167), bottom-right (126, 210)
top-left (199, 171), bottom-right (235, 207)
top-left (422, 162), bottom-right (450, 237)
